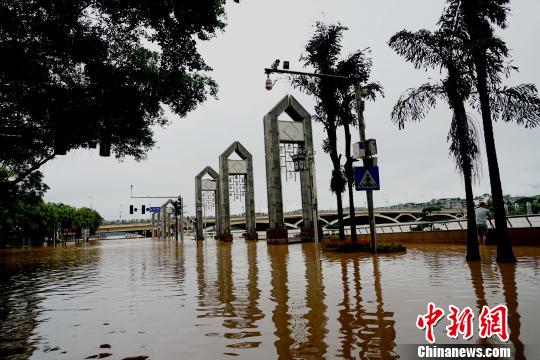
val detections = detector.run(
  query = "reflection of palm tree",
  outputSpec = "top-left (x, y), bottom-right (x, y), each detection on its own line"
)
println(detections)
top-left (352, 256), bottom-right (397, 359)
top-left (467, 259), bottom-right (489, 346)
top-left (498, 263), bottom-right (524, 360)
top-left (301, 244), bottom-right (328, 358)
top-left (268, 245), bottom-right (293, 359)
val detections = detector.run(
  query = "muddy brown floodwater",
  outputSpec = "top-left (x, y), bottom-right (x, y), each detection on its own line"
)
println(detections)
top-left (0, 238), bottom-right (539, 359)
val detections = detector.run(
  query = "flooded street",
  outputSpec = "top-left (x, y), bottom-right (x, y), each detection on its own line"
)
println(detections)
top-left (1, 239), bottom-right (539, 359)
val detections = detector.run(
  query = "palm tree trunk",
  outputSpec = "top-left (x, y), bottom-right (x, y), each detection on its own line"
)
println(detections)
top-left (328, 131), bottom-right (345, 240)
top-left (446, 61), bottom-right (481, 261)
top-left (473, 54), bottom-right (515, 263)
top-left (462, 0), bottom-right (515, 262)
top-left (343, 123), bottom-right (357, 244)
top-left (463, 162), bottom-right (480, 261)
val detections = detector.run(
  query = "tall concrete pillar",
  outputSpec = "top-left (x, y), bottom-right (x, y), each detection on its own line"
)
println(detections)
top-left (195, 166), bottom-right (219, 240)
top-left (264, 95), bottom-right (316, 244)
top-left (218, 141), bottom-right (257, 241)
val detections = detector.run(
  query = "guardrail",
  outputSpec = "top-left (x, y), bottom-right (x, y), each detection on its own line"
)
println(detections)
top-left (324, 214), bottom-right (540, 236)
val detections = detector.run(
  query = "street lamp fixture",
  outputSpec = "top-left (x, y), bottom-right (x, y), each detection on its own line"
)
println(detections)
top-left (292, 152), bottom-right (307, 172)
top-left (265, 75), bottom-right (273, 91)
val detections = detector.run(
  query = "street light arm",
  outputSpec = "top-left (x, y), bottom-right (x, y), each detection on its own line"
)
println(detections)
top-left (264, 68), bottom-right (360, 82)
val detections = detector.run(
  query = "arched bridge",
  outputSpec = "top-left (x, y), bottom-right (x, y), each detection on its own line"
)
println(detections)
top-left (97, 209), bottom-right (463, 234)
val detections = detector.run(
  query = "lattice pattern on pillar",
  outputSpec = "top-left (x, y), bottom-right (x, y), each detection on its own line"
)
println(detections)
top-left (280, 143), bottom-right (302, 181)
top-left (202, 191), bottom-right (215, 216)
top-left (228, 175), bottom-right (245, 203)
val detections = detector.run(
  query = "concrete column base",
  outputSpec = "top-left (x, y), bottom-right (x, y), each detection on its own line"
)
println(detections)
top-left (300, 227), bottom-right (315, 242)
top-left (244, 231), bottom-right (259, 240)
top-left (218, 233), bottom-right (233, 242)
top-left (266, 228), bottom-right (288, 245)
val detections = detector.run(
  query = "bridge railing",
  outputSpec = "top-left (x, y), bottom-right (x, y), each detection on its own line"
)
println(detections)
top-left (323, 214), bottom-right (540, 236)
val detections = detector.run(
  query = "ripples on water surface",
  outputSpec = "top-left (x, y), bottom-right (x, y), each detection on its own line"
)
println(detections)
top-left (0, 239), bottom-right (539, 359)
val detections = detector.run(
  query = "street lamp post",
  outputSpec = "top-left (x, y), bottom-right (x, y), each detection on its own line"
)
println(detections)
top-left (265, 65), bottom-right (377, 251)
top-left (292, 151), bottom-right (319, 244)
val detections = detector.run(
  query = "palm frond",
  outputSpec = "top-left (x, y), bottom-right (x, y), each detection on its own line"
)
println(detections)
top-left (490, 84), bottom-right (540, 128)
top-left (391, 83), bottom-right (444, 129)
top-left (388, 29), bottom-right (445, 70)
top-left (448, 112), bottom-right (482, 180)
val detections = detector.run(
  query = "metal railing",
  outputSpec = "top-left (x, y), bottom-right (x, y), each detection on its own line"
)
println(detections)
top-left (324, 214), bottom-right (540, 236)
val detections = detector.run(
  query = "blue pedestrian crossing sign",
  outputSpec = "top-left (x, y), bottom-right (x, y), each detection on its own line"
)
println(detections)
top-left (355, 166), bottom-right (380, 191)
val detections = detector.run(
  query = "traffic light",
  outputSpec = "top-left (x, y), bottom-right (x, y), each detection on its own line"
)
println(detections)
top-left (141, 205), bottom-right (146, 214)
top-left (129, 205), bottom-right (134, 214)
top-left (99, 139), bottom-right (111, 157)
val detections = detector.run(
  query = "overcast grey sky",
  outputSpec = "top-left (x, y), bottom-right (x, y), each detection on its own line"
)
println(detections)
top-left (41, 0), bottom-right (540, 220)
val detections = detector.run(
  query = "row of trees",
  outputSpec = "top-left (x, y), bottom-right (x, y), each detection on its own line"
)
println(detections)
top-left (295, 0), bottom-right (539, 262)
top-left (0, 198), bottom-right (103, 245)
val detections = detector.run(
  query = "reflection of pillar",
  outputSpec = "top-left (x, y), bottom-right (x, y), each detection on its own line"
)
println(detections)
top-left (499, 263), bottom-right (524, 359)
top-left (245, 241), bottom-right (264, 326)
top-left (217, 242), bottom-right (236, 318)
top-left (268, 245), bottom-right (293, 358)
top-left (302, 244), bottom-right (327, 357)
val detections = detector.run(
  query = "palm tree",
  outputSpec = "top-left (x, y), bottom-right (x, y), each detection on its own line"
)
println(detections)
top-left (391, 4), bottom-right (540, 262)
top-left (291, 22), bottom-right (382, 242)
top-left (389, 22), bottom-right (482, 261)
top-left (450, 0), bottom-right (540, 262)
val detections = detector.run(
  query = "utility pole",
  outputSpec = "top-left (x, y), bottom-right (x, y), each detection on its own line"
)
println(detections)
top-left (354, 83), bottom-right (377, 252)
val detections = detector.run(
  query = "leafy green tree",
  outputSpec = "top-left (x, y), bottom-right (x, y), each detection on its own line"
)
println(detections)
top-left (450, 0), bottom-right (540, 262)
top-left (1, 0), bottom-right (238, 188)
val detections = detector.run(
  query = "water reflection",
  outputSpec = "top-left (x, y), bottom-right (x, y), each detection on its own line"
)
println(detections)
top-left (0, 240), bottom-right (539, 359)
top-left (499, 263), bottom-right (524, 360)
top-left (268, 244), bottom-right (294, 359)
top-left (0, 244), bottom-right (101, 359)
top-left (301, 244), bottom-right (328, 358)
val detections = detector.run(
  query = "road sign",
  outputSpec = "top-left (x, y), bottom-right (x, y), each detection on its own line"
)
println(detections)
top-left (149, 207), bottom-right (161, 213)
top-left (355, 166), bottom-right (380, 191)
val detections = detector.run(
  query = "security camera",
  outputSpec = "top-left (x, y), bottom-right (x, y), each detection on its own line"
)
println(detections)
top-left (307, 78), bottom-right (317, 92)
top-left (265, 77), bottom-right (273, 91)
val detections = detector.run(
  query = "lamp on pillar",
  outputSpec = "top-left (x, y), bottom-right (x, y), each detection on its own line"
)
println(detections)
top-left (292, 152), bottom-right (307, 172)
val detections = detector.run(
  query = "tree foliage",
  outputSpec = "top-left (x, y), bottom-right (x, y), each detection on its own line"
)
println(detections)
top-left (0, 0), bottom-right (237, 185)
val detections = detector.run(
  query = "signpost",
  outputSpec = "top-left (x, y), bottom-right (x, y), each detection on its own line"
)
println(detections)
top-left (355, 166), bottom-right (380, 191)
